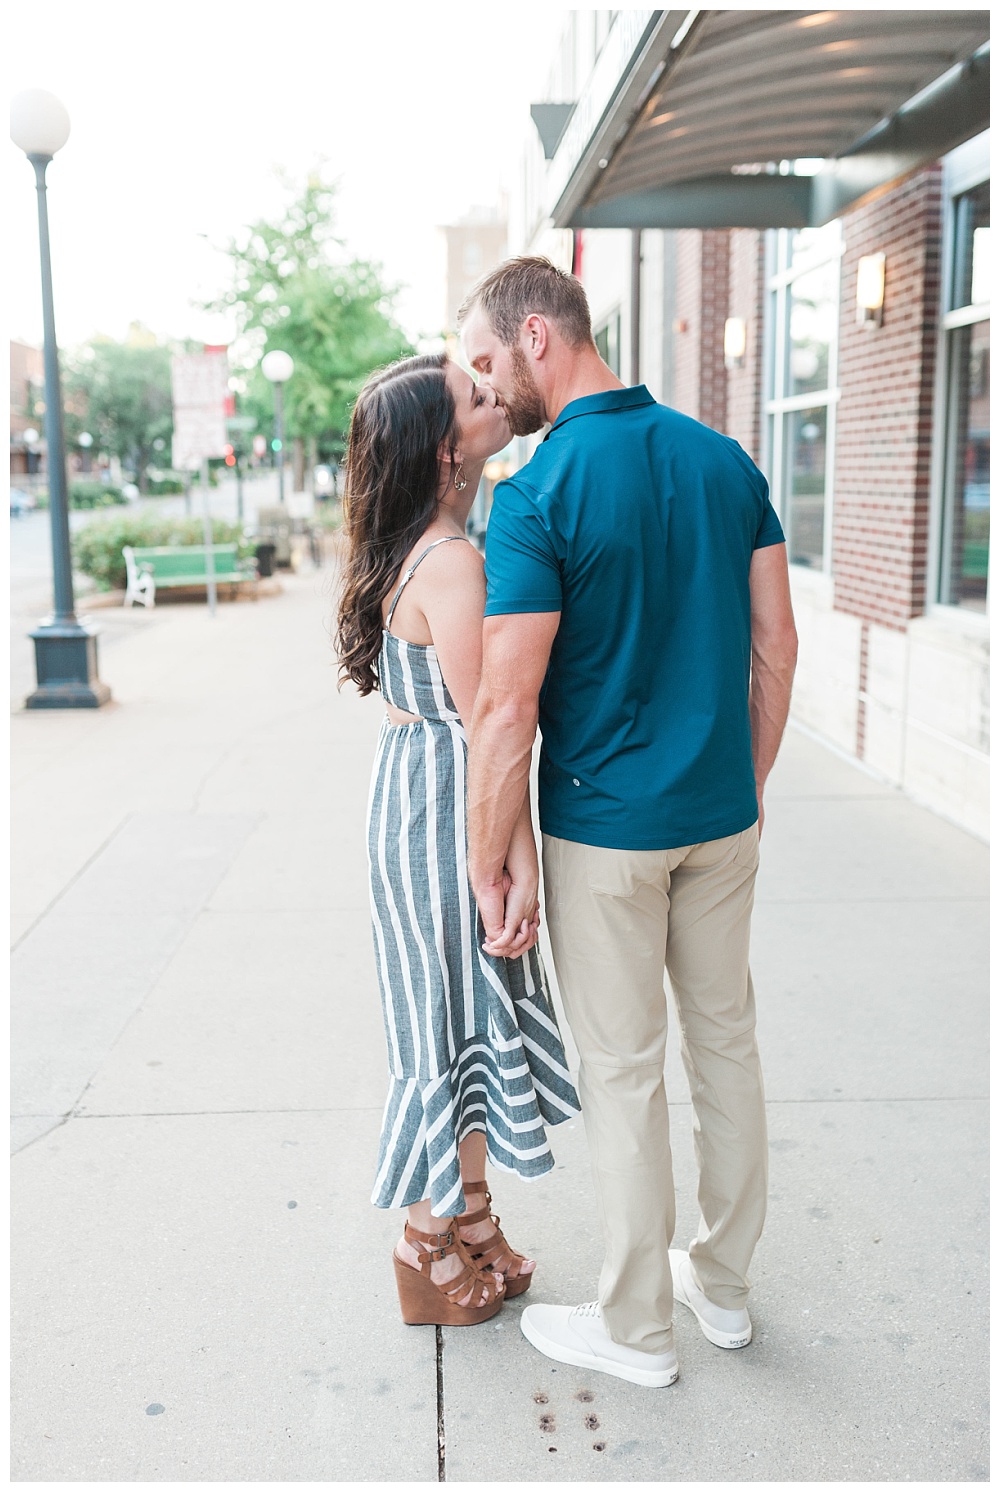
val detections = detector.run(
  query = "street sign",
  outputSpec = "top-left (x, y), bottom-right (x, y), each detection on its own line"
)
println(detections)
top-left (171, 349), bottom-right (229, 472)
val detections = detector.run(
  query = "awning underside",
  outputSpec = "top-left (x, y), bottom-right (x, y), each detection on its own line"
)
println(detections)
top-left (565, 9), bottom-right (990, 230)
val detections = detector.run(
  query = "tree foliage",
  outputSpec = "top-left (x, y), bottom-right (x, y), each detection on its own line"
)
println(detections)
top-left (213, 176), bottom-right (414, 448)
top-left (63, 334), bottom-right (175, 492)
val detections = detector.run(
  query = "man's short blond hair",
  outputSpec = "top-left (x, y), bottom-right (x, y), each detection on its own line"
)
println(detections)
top-left (458, 255), bottom-right (594, 349)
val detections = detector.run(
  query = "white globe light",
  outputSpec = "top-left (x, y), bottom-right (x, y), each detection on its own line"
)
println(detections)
top-left (78, 431), bottom-right (93, 448)
top-left (10, 89), bottom-right (71, 157)
top-left (23, 427), bottom-right (40, 445)
top-left (261, 350), bottom-right (294, 384)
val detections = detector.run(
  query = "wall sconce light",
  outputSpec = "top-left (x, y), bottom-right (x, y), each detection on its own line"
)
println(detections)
top-left (724, 316), bottom-right (747, 368)
top-left (856, 253), bottom-right (886, 327)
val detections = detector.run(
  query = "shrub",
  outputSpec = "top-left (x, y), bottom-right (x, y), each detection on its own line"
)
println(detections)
top-left (72, 512), bottom-right (256, 592)
top-left (70, 482), bottom-right (128, 509)
top-left (145, 474), bottom-right (186, 495)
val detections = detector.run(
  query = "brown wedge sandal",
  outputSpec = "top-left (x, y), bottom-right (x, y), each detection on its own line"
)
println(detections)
top-left (458, 1181), bottom-right (534, 1298)
top-left (393, 1219), bottom-right (506, 1326)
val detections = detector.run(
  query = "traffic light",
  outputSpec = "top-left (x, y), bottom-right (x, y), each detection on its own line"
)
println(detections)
top-left (224, 443), bottom-right (236, 468)
top-left (271, 437), bottom-right (282, 452)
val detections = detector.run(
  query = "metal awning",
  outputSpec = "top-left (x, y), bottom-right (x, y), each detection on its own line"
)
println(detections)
top-left (543, 10), bottom-right (990, 231)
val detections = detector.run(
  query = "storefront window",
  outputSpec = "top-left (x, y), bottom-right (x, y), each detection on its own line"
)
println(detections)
top-left (939, 179), bottom-right (990, 611)
top-left (766, 221), bottom-right (842, 570)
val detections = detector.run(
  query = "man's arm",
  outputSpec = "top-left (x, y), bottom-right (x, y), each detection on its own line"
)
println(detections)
top-left (468, 611), bottom-right (560, 951)
top-left (749, 543), bottom-right (798, 835)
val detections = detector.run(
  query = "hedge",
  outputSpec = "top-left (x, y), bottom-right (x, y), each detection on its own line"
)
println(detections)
top-left (70, 482), bottom-right (129, 509)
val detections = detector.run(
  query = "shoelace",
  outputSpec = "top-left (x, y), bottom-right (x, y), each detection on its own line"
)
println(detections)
top-left (570, 1300), bottom-right (601, 1319)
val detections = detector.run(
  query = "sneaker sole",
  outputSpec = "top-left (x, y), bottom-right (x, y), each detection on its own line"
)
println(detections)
top-left (519, 1314), bottom-right (679, 1388)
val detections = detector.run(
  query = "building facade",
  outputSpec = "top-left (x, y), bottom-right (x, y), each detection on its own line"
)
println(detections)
top-left (10, 339), bottom-right (46, 479)
top-left (511, 10), bottom-right (990, 838)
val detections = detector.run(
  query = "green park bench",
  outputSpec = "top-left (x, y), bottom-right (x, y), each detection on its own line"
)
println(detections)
top-left (123, 544), bottom-right (258, 608)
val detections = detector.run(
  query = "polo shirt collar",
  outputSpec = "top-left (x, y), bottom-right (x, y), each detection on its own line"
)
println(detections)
top-left (548, 384), bottom-right (655, 433)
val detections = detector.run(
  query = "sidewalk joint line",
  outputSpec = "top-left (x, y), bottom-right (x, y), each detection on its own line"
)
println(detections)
top-left (68, 1106), bottom-right (387, 1118)
top-left (11, 812), bottom-right (133, 952)
top-left (436, 1325), bottom-right (446, 1482)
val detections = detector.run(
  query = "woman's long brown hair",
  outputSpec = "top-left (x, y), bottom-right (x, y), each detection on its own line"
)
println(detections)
top-left (336, 352), bottom-right (458, 695)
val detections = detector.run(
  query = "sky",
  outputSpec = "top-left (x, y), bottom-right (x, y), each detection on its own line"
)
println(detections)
top-left (8, 1), bottom-right (570, 352)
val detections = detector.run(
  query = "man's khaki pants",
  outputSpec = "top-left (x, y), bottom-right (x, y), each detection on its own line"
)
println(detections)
top-left (542, 827), bottom-right (767, 1355)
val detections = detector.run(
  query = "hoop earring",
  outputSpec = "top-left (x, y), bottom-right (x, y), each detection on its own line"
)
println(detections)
top-left (453, 463), bottom-right (468, 492)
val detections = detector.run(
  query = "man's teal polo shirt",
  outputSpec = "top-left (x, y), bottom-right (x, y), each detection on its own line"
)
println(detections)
top-left (484, 385), bottom-right (785, 851)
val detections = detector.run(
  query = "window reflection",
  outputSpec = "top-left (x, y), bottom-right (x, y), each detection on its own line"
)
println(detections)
top-left (789, 220), bottom-right (841, 273)
top-left (783, 406), bottom-right (827, 570)
top-left (941, 319), bottom-right (990, 610)
top-left (785, 259), bottom-right (838, 397)
top-left (940, 180), bottom-right (990, 611)
top-left (952, 182), bottom-right (990, 309)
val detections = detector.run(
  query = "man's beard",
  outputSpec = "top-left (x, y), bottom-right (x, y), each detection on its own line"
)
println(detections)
top-left (501, 343), bottom-right (548, 436)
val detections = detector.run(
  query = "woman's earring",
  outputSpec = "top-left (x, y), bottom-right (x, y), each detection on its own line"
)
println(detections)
top-left (454, 463), bottom-right (468, 492)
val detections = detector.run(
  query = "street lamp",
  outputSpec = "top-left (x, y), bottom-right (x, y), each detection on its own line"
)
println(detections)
top-left (261, 349), bottom-right (293, 503)
top-left (78, 430), bottom-right (93, 474)
top-left (10, 89), bottom-right (110, 708)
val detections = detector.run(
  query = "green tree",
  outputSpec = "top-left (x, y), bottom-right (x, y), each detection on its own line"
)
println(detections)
top-left (212, 175), bottom-right (414, 459)
top-left (64, 332), bottom-right (174, 492)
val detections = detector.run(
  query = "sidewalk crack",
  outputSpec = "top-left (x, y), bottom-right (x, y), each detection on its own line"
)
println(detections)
top-left (436, 1324), bottom-right (446, 1481)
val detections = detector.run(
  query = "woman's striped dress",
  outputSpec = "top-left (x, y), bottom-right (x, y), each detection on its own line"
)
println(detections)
top-left (367, 538), bottom-right (580, 1218)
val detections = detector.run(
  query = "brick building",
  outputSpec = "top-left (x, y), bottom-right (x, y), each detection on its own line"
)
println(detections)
top-left (440, 207), bottom-right (508, 337)
top-left (511, 10), bottom-right (990, 838)
top-left (10, 339), bottom-right (46, 478)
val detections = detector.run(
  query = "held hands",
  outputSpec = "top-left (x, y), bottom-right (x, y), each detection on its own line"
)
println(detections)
top-left (475, 854), bottom-right (540, 962)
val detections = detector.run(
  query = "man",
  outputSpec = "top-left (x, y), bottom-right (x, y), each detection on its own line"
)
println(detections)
top-left (460, 256), bottom-right (798, 1389)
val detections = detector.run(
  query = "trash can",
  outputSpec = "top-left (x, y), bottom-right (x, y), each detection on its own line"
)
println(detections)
top-left (255, 542), bottom-right (276, 578)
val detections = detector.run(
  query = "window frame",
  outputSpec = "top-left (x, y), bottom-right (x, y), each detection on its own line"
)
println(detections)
top-left (926, 131), bottom-right (990, 624)
top-left (762, 222), bottom-right (844, 576)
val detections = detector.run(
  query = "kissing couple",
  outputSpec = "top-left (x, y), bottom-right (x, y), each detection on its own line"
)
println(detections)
top-left (335, 255), bottom-right (797, 1387)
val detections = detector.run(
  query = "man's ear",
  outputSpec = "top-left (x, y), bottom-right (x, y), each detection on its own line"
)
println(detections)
top-left (522, 314), bottom-right (549, 361)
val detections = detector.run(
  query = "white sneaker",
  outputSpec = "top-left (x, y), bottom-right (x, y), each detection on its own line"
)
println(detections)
top-left (520, 1301), bottom-right (679, 1388)
top-left (669, 1250), bottom-right (752, 1349)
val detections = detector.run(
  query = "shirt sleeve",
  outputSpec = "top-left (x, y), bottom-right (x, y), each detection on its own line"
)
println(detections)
top-left (754, 487), bottom-right (785, 550)
top-left (484, 478), bottom-right (563, 616)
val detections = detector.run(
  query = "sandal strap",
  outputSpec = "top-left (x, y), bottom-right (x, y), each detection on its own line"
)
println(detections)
top-left (459, 1181), bottom-right (494, 1228)
top-left (466, 1217), bottom-right (527, 1279)
top-left (459, 1201), bottom-right (493, 1227)
top-left (403, 1219), bottom-right (504, 1303)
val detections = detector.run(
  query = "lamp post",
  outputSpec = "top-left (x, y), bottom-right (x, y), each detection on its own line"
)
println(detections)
top-left (11, 89), bottom-right (110, 708)
top-left (261, 349), bottom-right (293, 503)
top-left (78, 429), bottom-right (93, 474)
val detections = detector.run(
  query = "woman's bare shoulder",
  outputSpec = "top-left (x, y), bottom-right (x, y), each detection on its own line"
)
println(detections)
top-left (415, 535), bottom-right (484, 581)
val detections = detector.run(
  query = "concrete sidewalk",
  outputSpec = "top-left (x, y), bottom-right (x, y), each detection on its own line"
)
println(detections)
top-left (11, 564), bottom-right (988, 1481)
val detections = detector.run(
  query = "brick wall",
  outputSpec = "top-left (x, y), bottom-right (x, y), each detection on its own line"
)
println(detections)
top-left (672, 229), bottom-right (730, 432)
top-left (727, 229), bottom-right (765, 461)
top-left (832, 167), bottom-right (944, 629)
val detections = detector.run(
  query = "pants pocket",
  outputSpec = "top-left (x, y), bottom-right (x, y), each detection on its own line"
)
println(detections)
top-left (584, 845), bottom-right (666, 898)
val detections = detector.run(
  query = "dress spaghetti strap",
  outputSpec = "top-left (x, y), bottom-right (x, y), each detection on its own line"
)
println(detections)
top-left (384, 535), bottom-right (468, 634)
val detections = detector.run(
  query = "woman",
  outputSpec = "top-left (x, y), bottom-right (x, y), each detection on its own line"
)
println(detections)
top-left (336, 352), bottom-right (579, 1327)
